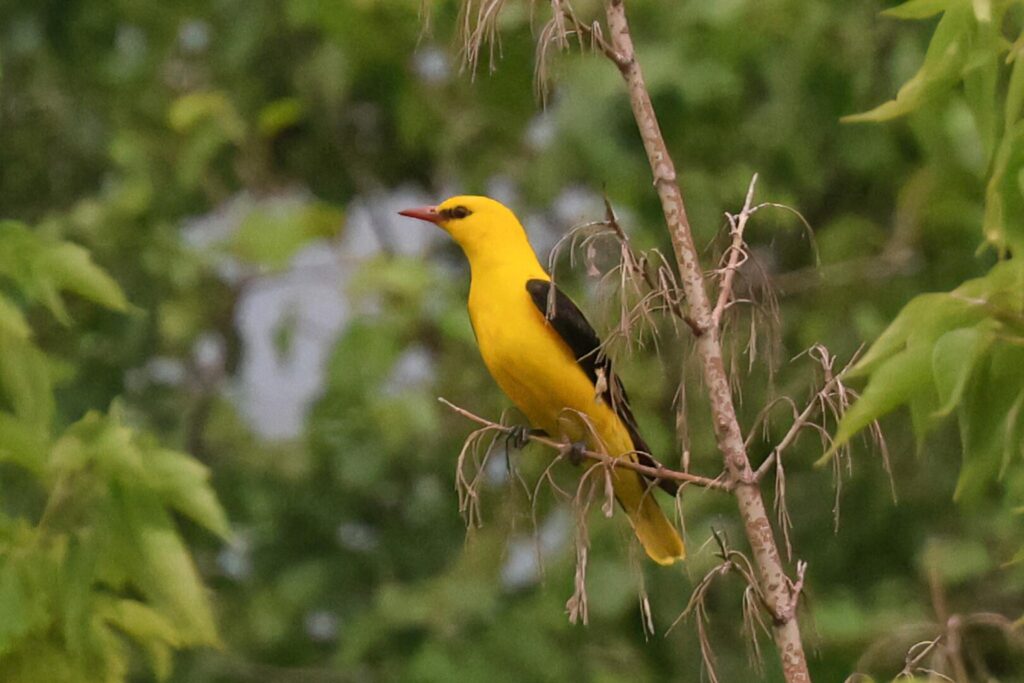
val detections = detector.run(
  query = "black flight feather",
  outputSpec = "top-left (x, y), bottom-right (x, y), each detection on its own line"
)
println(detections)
top-left (525, 279), bottom-right (678, 496)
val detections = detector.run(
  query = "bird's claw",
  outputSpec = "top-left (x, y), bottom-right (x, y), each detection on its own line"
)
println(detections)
top-left (567, 441), bottom-right (588, 466)
top-left (506, 425), bottom-right (542, 451)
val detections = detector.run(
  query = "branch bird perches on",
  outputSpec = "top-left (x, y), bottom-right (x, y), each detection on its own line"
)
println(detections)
top-left (450, 1), bottom-right (813, 680)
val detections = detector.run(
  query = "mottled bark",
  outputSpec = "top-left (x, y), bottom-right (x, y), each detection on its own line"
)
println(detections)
top-left (604, 1), bottom-right (811, 681)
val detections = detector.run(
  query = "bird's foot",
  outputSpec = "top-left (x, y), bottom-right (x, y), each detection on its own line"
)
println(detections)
top-left (506, 425), bottom-right (545, 451)
top-left (567, 441), bottom-right (588, 466)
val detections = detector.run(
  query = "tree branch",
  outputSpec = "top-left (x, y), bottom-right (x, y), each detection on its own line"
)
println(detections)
top-left (603, 1), bottom-right (811, 680)
top-left (712, 172), bottom-right (758, 329)
top-left (439, 397), bottom-right (732, 491)
top-left (600, 197), bottom-right (703, 335)
top-left (754, 370), bottom-right (846, 483)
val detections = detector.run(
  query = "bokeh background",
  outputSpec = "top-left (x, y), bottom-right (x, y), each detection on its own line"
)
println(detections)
top-left (2, 0), bottom-right (1023, 681)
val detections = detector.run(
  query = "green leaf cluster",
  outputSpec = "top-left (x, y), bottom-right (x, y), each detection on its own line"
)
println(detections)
top-left (824, 261), bottom-right (1024, 504)
top-left (0, 225), bottom-right (227, 681)
top-left (845, 0), bottom-right (1024, 253)
top-left (835, 0), bottom-right (1024, 520)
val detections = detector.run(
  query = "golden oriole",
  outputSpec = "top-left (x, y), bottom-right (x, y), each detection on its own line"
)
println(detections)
top-left (400, 195), bottom-right (685, 565)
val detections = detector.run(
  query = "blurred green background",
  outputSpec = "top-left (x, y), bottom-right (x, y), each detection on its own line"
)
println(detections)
top-left (1, 0), bottom-right (1023, 681)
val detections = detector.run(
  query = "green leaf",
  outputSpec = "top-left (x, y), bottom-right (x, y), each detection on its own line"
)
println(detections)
top-left (0, 220), bottom-right (42, 286)
top-left (843, 1), bottom-right (972, 122)
top-left (49, 410), bottom-right (227, 665)
top-left (50, 411), bottom-right (144, 481)
top-left (909, 386), bottom-right (940, 453)
top-left (931, 325), bottom-right (993, 416)
top-left (962, 17), bottom-right (1000, 163)
top-left (882, 0), bottom-right (950, 19)
top-left (144, 448), bottom-right (230, 539)
top-left (108, 483), bottom-right (220, 647)
top-left (1005, 44), bottom-right (1024, 128)
top-left (0, 410), bottom-right (49, 474)
top-left (990, 345), bottom-right (1024, 477)
top-left (957, 258), bottom-right (1024, 298)
top-left (0, 221), bottom-right (69, 324)
top-left (954, 344), bottom-right (1024, 501)
top-left (0, 641), bottom-right (80, 683)
top-left (0, 294), bottom-right (29, 340)
top-left (98, 598), bottom-right (180, 681)
top-left (837, 262), bottom-right (1024, 478)
top-left (53, 412), bottom-right (229, 536)
top-left (1003, 391), bottom-right (1024, 475)
top-left (0, 560), bottom-right (45, 658)
top-left (817, 344), bottom-right (933, 466)
top-left (0, 331), bottom-right (54, 429)
top-left (61, 538), bottom-right (105, 671)
top-left (168, 91), bottom-right (245, 142)
top-left (41, 243), bottom-right (128, 313)
top-left (114, 481), bottom-right (220, 647)
top-left (258, 98), bottom-right (305, 138)
top-left (852, 293), bottom-right (984, 375)
top-left (984, 122), bottom-right (1024, 251)
top-left (0, 220), bottom-right (128, 319)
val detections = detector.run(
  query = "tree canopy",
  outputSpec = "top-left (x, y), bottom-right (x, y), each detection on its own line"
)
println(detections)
top-left (1, 0), bottom-right (1022, 681)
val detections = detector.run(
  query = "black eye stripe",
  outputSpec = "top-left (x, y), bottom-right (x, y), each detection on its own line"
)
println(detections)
top-left (440, 205), bottom-right (472, 220)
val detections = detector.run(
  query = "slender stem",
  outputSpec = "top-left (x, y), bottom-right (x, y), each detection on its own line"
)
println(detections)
top-left (711, 173), bottom-right (758, 329)
top-left (602, 199), bottom-right (702, 334)
top-left (604, 2), bottom-right (811, 680)
top-left (754, 372), bottom-right (845, 482)
top-left (928, 568), bottom-right (970, 682)
top-left (439, 398), bottom-right (732, 491)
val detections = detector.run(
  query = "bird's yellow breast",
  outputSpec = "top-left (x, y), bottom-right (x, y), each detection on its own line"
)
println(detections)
top-left (468, 267), bottom-right (631, 455)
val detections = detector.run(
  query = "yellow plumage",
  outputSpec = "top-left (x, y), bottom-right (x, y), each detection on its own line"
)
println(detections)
top-left (401, 195), bottom-right (684, 565)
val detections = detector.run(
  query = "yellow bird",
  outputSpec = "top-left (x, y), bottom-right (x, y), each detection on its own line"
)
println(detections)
top-left (400, 195), bottom-right (685, 565)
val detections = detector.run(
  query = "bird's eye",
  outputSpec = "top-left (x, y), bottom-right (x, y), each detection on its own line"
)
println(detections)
top-left (438, 205), bottom-right (473, 220)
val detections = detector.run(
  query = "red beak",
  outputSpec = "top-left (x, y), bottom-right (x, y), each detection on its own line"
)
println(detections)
top-left (398, 205), bottom-right (442, 224)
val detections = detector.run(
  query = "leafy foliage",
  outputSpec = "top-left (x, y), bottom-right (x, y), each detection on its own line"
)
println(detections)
top-left (0, 225), bottom-right (226, 681)
top-left (825, 260), bottom-right (1024, 502)
top-left (844, 0), bottom-right (1024, 253)
top-left (2, 0), bottom-right (1024, 680)
top-left (833, 0), bottom-right (1024, 522)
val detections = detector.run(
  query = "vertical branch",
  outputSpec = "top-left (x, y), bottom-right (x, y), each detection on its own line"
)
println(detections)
top-left (604, 1), bottom-right (811, 681)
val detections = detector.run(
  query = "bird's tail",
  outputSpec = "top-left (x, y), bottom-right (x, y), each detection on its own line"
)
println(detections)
top-left (614, 470), bottom-right (686, 565)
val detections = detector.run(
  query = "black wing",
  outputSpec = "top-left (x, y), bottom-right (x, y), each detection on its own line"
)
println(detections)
top-left (525, 279), bottom-right (678, 496)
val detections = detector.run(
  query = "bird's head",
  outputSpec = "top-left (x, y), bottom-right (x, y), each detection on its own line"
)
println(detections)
top-left (398, 195), bottom-right (528, 257)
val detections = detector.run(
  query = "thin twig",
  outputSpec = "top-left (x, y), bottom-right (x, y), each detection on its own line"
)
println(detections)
top-left (712, 173), bottom-right (758, 329)
top-left (547, 198), bottom-right (701, 337)
top-left (897, 635), bottom-right (949, 680)
top-left (439, 397), bottom-right (732, 491)
top-left (754, 370), bottom-right (847, 482)
top-left (928, 567), bottom-right (971, 683)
